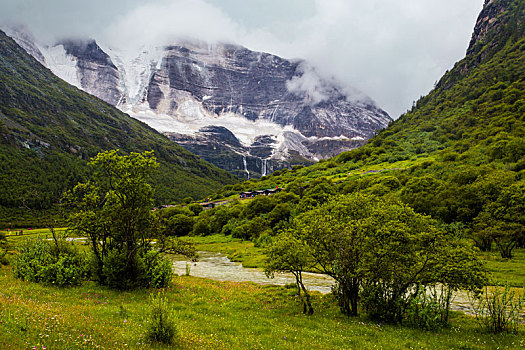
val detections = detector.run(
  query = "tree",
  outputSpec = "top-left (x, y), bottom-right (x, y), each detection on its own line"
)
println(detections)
top-left (292, 193), bottom-right (486, 321)
top-left (65, 150), bottom-right (193, 289)
top-left (473, 181), bottom-right (525, 258)
top-left (267, 203), bottom-right (292, 229)
top-left (265, 231), bottom-right (315, 315)
top-left (187, 203), bottom-right (203, 216)
top-left (165, 214), bottom-right (194, 236)
top-left (243, 196), bottom-right (275, 219)
top-left (0, 229), bottom-right (8, 265)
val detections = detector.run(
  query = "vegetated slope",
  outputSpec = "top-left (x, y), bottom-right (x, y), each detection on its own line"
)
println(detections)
top-left (199, 0), bottom-right (524, 254)
top-left (360, 0), bottom-right (525, 168)
top-left (5, 26), bottom-right (391, 178)
top-left (0, 30), bottom-right (238, 227)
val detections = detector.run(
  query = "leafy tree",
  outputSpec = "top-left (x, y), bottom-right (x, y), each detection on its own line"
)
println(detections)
top-left (65, 150), bottom-right (193, 289)
top-left (292, 193), bottom-right (486, 321)
top-left (192, 213), bottom-right (211, 236)
top-left (265, 231), bottom-right (315, 315)
top-left (187, 203), bottom-right (204, 216)
top-left (473, 180), bottom-right (525, 258)
top-left (165, 214), bottom-right (194, 237)
top-left (267, 203), bottom-right (292, 229)
top-left (209, 206), bottom-right (233, 234)
top-left (243, 196), bottom-right (275, 219)
top-left (232, 217), bottom-right (267, 240)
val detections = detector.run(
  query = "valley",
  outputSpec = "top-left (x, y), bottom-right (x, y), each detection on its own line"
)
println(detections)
top-left (0, 0), bottom-right (524, 348)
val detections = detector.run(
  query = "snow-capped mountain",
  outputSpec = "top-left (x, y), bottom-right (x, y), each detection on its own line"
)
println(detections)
top-left (4, 28), bottom-right (391, 177)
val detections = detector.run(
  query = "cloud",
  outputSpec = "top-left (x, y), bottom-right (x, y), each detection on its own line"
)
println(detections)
top-left (286, 63), bottom-right (336, 106)
top-left (0, 0), bottom-right (484, 118)
top-left (102, 0), bottom-right (241, 51)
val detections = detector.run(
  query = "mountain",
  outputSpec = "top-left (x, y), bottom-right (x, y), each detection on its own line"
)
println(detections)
top-left (202, 0), bottom-right (525, 246)
top-left (4, 29), bottom-right (391, 178)
top-left (0, 30), bottom-right (238, 227)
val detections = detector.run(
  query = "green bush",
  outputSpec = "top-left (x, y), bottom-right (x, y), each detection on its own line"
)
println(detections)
top-left (101, 248), bottom-right (140, 290)
top-left (100, 249), bottom-right (173, 290)
top-left (165, 214), bottom-right (194, 236)
top-left (145, 293), bottom-right (177, 345)
top-left (404, 287), bottom-right (452, 330)
top-left (187, 203), bottom-right (203, 216)
top-left (141, 251), bottom-right (173, 289)
top-left (13, 239), bottom-right (84, 287)
top-left (232, 217), bottom-right (267, 240)
top-left (474, 284), bottom-right (525, 333)
top-left (193, 215), bottom-right (211, 236)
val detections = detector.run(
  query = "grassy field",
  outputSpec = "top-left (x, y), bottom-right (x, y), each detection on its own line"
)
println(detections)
top-left (181, 235), bottom-right (525, 287)
top-left (0, 265), bottom-right (523, 350)
top-left (481, 248), bottom-right (525, 287)
top-left (182, 234), bottom-right (266, 268)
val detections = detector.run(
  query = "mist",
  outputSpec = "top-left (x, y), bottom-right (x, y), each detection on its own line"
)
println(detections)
top-left (0, 0), bottom-right (484, 118)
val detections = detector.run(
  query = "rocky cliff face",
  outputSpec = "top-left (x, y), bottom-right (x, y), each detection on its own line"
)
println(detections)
top-left (5, 31), bottom-right (391, 177)
top-left (147, 42), bottom-right (390, 140)
top-left (467, 0), bottom-right (509, 55)
top-left (60, 40), bottom-right (122, 106)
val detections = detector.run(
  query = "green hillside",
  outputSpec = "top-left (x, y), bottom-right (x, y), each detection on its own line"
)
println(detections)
top-left (199, 0), bottom-right (525, 258)
top-left (0, 30), bottom-right (238, 227)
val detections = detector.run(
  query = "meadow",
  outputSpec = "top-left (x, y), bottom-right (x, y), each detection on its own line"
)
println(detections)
top-left (184, 234), bottom-right (525, 288)
top-left (0, 265), bottom-right (524, 350)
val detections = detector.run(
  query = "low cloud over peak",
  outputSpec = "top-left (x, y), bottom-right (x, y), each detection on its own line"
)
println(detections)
top-left (0, 0), bottom-right (483, 118)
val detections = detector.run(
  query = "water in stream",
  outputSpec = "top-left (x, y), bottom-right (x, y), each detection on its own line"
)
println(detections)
top-left (173, 251), bottom-right (334, 293)
top-left (173, 251), bottom-right (477, 314)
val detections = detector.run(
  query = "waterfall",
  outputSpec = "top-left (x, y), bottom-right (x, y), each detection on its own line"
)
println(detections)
top-left (261, 159), bottom-right (268, 177)
top-left (242, 155), bottom-right (250, 179)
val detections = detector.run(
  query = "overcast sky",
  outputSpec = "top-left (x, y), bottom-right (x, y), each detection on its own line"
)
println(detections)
top-left (1, 0), bottom-right (484, 118)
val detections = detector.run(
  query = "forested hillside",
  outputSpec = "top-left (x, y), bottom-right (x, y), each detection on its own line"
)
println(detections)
top-left (0, 30), bottom-right (238, 227)
top-left (193, 0), bottom-right (525, 259)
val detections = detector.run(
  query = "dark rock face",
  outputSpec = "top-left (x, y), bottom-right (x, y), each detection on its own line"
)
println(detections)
top-left (10, 31), bottom-right (392, 177)
top-left (467, 0), bottom-right (510, 56)
top-left (60, 40), bottom-right (122, 106)
top-left (166, 128), bottom-right (311, 178)
top-left (148, 42), bottom-right (391, 141)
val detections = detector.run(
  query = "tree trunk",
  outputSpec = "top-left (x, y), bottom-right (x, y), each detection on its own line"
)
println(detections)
top-left (294, 273), bottom-right (307, 314)
top-left (298, 272), bottom-right (314, 315)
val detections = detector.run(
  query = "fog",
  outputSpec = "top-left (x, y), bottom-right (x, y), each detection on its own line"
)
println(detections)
top-left (0, 0), bottom-right (484, 118)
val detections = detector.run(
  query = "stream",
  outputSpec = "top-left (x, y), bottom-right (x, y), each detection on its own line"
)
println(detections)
top-left (173, 251), bottom-right (476, 315)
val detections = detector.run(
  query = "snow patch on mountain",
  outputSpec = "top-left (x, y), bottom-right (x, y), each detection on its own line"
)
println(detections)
top-left (122, 98), bottom-right (301, 154)
top-left (100, 44), bottom-right (164, 105)
top-left (41, 44), bottom-right (81, 88)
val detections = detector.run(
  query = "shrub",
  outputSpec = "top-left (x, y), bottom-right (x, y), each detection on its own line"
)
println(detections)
top-left (187, 203), bottom-right (203, 216)
top-left (193, 216), bottom-right (211, 236)
top-left (100, 249), bottom-right (173, 290)
top-left (13, 239), bottom-right (84, 287)
top-left (404, 286), bottom-right (452, 330)
top-left (232, 217), bottom-right (267, 240)
top-left (243, 196), bottom-right (275, 219)
top-left (474, 284), bottom-right (525, 333)
top-left (165, 214), bottom-right (194, 236)
top-left (141, 251), bottom-right (173, 289)
top-left (101, 248), bottom-right (141, 290)
top-left (145, 293), bottom-right (176, 345)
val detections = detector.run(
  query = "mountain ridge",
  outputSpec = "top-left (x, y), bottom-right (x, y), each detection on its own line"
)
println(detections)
top-left (3, 29), bottom-right (391, 177)
top-left (0, 29), bottom-right (238, 227)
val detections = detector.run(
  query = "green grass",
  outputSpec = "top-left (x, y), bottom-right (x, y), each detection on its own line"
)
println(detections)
top-left (1, 227), bottom-right (68, 238)
top-left (181, 234), bottom-right (266, 268)
top-left (1, 228), bottom-right (70, 262)
top-left (0, 265), bottom-right (523, 349)
top-left (481, 248), bottom-right (525, 287)
top-left (181, 235), bottom-right (525, 288)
